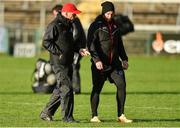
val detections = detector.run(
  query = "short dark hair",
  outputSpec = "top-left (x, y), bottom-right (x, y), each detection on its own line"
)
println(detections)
top-left (52, 4), bottom-right (62, 12)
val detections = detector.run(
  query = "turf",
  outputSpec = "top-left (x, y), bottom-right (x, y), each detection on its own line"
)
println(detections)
top-left (0, 54), bottom-right (180, 127)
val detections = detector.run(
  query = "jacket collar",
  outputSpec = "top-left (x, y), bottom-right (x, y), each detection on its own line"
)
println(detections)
top-left (95, 15), bottom-right (114, 25)
top-left (56, 13), bottom-right (72, 27)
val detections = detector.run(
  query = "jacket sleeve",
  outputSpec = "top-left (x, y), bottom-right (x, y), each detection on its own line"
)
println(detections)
top-left (87, 22), bottom-right (101, 63)
top-left (42, 23), bottom-right (62, 56)
top-left (118, 37), bottom-right (128, 61)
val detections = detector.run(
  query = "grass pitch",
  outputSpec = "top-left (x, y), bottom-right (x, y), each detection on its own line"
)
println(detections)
top-left (0, 54), bottom-right (180, 127)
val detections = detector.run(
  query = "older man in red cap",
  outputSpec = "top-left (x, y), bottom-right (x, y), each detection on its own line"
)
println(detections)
top-left (52, 4), bottom-right (87, 95)
top-left (40, 3), bottom-right (89, 123)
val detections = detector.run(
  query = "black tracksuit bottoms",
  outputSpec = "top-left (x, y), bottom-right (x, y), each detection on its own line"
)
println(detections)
top-left (90, 64), bottom-right (126, 117)
top-left (42, 64), bottom-right (74, 120)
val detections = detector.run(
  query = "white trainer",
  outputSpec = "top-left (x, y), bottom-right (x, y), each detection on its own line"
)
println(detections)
top-left (118, 114), bottom-right (133, 123)
top-left (90, 116), bottom-right (101, 123)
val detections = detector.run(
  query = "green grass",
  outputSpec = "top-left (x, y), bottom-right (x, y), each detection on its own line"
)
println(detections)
top-left (0, 54), bottom-right (180, 127)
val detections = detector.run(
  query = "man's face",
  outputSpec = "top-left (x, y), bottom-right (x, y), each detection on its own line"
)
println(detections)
top-left (66, 12), bottom-right (76, 21)
top-left (104, 11), bottom-right (114, 22)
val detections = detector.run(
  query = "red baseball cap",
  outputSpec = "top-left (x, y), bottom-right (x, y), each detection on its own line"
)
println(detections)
top-left (61, 3), bottom-right (81, 14)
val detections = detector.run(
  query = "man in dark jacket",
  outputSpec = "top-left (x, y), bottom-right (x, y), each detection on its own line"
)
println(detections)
top-left (87, 1), bottom-right (132, 123)
top-left (40, 3), bottom-right (89, 122)
top-left (52, 4), bottom-right (86, 94)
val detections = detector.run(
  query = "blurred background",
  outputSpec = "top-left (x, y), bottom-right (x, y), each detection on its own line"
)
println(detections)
top-left (0, 0), bottom-right (180, 57)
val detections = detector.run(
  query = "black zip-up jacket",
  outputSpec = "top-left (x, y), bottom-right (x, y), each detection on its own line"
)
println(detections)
top-left (43, 14), bottom-right (80, 66)
top-left (87, 15), bottom-right (128, 70)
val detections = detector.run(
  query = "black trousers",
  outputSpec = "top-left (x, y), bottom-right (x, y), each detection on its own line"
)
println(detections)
top-left (90, 64), bottom-right (126, 117)
top-left (42, 64), bottom-right (74, 120)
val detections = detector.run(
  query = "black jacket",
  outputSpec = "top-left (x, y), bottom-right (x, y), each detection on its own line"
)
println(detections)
top-left (43, 14), bottom-right (80, 66)
top-left (87, 15), bottom-right (128, 70)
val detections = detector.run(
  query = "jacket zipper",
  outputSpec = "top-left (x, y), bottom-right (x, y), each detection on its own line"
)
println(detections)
top-left (108, 22), bottom-right (113, 64)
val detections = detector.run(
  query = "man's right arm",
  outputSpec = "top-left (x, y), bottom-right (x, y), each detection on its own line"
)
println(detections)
top-left (43, 24), bottom-right (62, 56)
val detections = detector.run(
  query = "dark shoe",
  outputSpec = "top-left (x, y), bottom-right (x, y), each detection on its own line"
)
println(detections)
top-left (40, 112), bottom-right (53, 121)
top-left (62, 117), bottom-right (79, 123)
